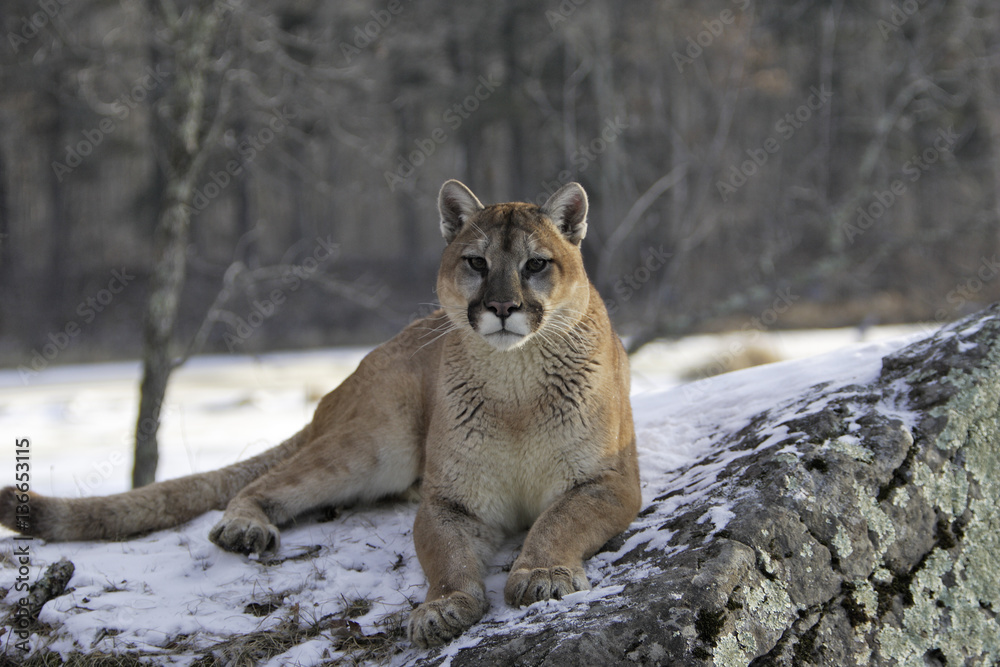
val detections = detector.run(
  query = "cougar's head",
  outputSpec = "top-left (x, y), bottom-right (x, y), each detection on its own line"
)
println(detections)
top-left (436, 180), bottom-right (591, 351)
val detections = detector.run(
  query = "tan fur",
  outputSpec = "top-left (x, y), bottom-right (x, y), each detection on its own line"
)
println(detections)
top-left (0, 181), bottom-right (641, 648)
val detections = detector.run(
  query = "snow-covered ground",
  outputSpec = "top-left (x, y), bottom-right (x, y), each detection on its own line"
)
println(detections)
top-left (0, 325), bottom-right (930, 664)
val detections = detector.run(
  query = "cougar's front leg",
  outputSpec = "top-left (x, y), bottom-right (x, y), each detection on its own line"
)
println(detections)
top-left (408, 497), bottom-right (501, 648)
top-left (504, 452), bottom-right (641, 607)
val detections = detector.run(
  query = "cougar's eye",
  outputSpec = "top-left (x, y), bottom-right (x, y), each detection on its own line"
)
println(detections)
top-left (465, 256), bottom-right (488, 273)
top-left (524, 257), bottom-right (548, 274)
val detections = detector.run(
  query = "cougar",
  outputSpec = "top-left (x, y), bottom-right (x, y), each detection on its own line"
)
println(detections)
top-left (1, 180), bottom-right (641, 648)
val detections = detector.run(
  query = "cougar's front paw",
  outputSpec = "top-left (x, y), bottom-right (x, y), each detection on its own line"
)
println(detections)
top-left (209, 515), bottom-right (280, 555)
top-left (408, 591), bottom-right (486, 649)
top-left (504, 565), bottom-right (590, 607)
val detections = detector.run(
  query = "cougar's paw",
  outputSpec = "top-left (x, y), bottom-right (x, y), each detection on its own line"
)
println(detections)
top-left (504, 565), bottom-right (590, 607)
top-left (408, 591), bottom-right (486, 649)
top-left (209, 515), bottom-right (280, 555)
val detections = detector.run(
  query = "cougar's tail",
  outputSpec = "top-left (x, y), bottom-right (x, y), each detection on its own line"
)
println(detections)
top-left (0, 427), bottom-right (309, 542)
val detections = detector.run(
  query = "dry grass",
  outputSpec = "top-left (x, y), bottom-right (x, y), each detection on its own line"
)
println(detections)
top-left (1, 594), bottom-right (411, 667)
top-left (681, 344), bottom-right (783, 381)
top-left (190, 601), bottom-right (407, 666)
top-left (0, 652), bottom-right (148, 666)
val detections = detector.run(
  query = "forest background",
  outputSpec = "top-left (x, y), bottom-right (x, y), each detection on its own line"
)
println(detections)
top-left (2, 0), bottom-right (999, 479)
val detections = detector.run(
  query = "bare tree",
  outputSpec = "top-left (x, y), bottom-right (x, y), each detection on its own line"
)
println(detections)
top-left (134, 0), bottom-right (362, 486)
top-left (132, 1), bottom-right (232, 486)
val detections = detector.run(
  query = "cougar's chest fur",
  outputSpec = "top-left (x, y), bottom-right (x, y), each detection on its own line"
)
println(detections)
top-left (425, 329), bottom-right (607, 533)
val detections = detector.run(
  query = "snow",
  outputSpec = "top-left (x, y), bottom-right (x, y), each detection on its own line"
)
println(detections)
top-left (0, 325), bottom-right (929, 663)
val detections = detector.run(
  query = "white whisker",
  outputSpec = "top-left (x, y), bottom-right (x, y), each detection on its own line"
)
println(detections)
top-left (410, 321), bottom-right (464, 356)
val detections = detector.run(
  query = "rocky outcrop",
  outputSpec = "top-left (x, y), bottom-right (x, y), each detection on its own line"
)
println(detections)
top-left (421, 304), bottom-right (1000, 666)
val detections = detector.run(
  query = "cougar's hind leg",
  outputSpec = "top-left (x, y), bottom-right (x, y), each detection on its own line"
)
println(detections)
top-left (209, 317), bottom-right (433, 555)
top-left (209, 430), bottom-right (421, 555)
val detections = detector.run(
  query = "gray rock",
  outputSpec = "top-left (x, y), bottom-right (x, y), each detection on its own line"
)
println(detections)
top-left (416, 303), bottom-right (1000, 666)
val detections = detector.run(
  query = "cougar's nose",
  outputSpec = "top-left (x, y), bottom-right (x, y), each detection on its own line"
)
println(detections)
top-left (486, 300), bottom-right (520, 318)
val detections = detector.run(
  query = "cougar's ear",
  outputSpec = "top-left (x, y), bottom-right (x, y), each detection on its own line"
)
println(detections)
top-left (439, 180), bottom-right (485, 244)
top-left (541, 182), bottom-right (588, 244)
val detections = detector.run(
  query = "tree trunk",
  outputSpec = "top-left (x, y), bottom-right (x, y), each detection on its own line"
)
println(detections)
top-left (133, 190), bottom-right (192, 487)
top-left (132, 3), bottom-right (223, 487)
top-left (393, 97), bottom-right (420, 281)
top-left (0, 136), bottom-right (10, 287)
top-left (46, 90), bottom-right (71, 329)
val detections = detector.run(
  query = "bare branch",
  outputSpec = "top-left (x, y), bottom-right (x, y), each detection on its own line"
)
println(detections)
top-left (598, 166), bottom-right (687, 282)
